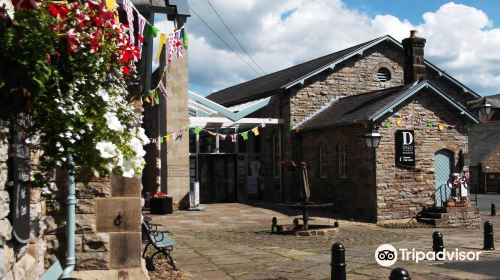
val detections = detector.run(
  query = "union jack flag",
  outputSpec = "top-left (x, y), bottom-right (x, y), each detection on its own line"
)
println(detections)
top-left (137, 15), bottom-right (147, 58)
top-left (122, 0), bottom-right (135, 46)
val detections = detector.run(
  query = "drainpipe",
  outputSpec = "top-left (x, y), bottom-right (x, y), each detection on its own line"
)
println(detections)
top-left (62, 153), bottom-right (76, 278)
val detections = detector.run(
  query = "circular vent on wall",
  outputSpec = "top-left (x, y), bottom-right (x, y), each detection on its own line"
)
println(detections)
top-left (377, 67), bottom-right (392, 82)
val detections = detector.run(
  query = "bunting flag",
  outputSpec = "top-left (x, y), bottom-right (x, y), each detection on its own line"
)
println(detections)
top-left (106, 0), bottom-right (116, 10)
top-left (155, 89), bottom-right (160, 105)
top-left (165, 135), bottom-right (170, 142)
top-left (396, 118), bottom-right (402, 127)
top-left (241, 131), bottom-right (249, 140)
top-left (151, 138), bottom-right (157, 144)
top-left (137, 15), bottom-right (147, 58)
top-left (252, 127), bottom-right (259, 136)
top-left (155, 33), bottom-right (167, 64)
top-left (158, 81), bottom-right (171, 97)
top-left (182, 28), bottom-right (188, 49)
top-left (193, 127), bottom-right (202, 135)
top-left (231, 134), bottom-right (237, 143)
top-left (261, 123), bottom-right (266, 128)
top-left (122, 0), bottom-right (135, 46)
top-left (219, 134), bottom-right (226, 141)
top-left (426, 120), bottom-right (433, 127)
top-left (144, 23), bottom-right (158, 39)
top-left (159, 136), bottom-right (164, 143)
top-left (438, 123), bottom-right (445, 131)
top-left (208, 131), bottom-right (217, 136)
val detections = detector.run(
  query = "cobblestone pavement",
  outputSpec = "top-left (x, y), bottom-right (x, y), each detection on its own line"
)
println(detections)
top-left (150, 203), bottom-right (500, 280)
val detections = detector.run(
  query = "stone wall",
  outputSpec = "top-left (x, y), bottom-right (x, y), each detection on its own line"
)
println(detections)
top-left (376, 92), bottom-right (469, 221)
top-left (44, 171), bottom-right (147, 278)
top-left (290, 43), bottom-right (405, 126)
top-left (300, 125), bottom-right (377, 220)
top-left (1, 124), bottom-right (54, 280)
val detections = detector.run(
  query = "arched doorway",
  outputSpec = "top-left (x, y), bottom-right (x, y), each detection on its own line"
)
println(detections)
top-left (435, 149), bottom-right (453, 207)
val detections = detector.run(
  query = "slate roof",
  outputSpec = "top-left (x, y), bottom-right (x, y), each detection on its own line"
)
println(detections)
top-left (297, 85), bottom-right (410, 130)
top-left (298, 80), bottom-right (479, 131)
top-left (207, 35), bottom-right (480, 107)
top-left (469, 123), bottom-right (500, 167)
top-left (207, 37), bottom-right (382, 106)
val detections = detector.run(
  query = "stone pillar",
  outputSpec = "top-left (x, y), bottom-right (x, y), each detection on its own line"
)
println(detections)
top-left (164, 48), bottom-right (190, 209)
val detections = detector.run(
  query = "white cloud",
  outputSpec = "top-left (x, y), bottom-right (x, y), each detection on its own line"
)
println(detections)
top-left (186, 1), bottom-right (500, 96)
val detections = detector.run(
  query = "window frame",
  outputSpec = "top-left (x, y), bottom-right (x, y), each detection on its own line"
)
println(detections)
top-left (319, 143), bottom-right (327, 178)
top-left (272, 131), bottom-right (281, 178)
top-left (338, 143), bottom-right (347, 178)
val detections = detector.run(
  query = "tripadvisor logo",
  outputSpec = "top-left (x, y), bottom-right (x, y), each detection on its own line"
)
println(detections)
top-left (375, 244), bottom-right (481, 267)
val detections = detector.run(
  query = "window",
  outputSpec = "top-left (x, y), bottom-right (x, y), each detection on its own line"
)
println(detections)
top-left (338, 143), bottom-right (347, 178)
top-left (319, 144), bottom-right (327, 178)
top-left (272, 131), bottom-right (281, 178)
top-left (377, 67), bottom-right (392, 82)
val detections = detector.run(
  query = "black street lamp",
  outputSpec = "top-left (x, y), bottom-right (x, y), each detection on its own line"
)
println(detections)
top-left (364, 129), bottom-right (382, 148)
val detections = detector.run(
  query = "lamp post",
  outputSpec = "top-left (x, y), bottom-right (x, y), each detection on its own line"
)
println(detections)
top-left (364, 128), bottom-right (381, 220)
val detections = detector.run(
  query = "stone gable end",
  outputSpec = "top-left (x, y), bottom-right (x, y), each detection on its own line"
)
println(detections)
top-left (290, 43), bottom-right (404, 126)
top-left (376, 91), bottom-right (469, 221)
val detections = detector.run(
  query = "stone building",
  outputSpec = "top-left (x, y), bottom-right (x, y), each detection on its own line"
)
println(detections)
top-left (467, 94), bottom-right (500, 193)
top-left (205, 31), bottom-right (482, 223)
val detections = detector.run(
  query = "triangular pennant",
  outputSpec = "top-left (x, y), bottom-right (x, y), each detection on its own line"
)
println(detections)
top-left (155, 89), bottom-right (160, 105)
top-left (252, 127), bottom-right (259, 136)
top-left (144, 23), bottom-right (158, 39)
top-left (261, 123), bottom-right (266, 128)
top-left (208, 131), bottom-right (217, 136)
top-left (106, 0), bottom-right (116, 10)
top-left (159, 136), bottom-right (164, 143)
top-left (231, 134), bottom-right (237, 143)
top-left (166, 134), bottom-right (171, 142)
top-left (122, 0), bottom-right (135, 46)
top-left (426, 120), bottom-right (433, 127)
top-left (241, 131), bottom-right (249, 140)
top-left (176, 131), bottom-right (183, 141)
top-left (219, 134), bottom-right (226, 141)
top-left (182, 28), bottom-right (188, 49)
top-left (155, 33), bottom-right (167, 64)
top-left (137, 15), bottom-right (147, 58)
top-left (193, 127), bottom-right (202, 135)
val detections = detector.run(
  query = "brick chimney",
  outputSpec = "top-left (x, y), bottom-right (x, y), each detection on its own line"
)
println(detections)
top-left (402, 30), bottom-right (426, 84)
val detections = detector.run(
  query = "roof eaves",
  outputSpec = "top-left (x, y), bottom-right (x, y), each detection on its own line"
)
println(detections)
top-left (369, 81), bottom-right (480, 124)
top-left (188, 91), bottom-right (276, 121)
top-left (282, 36), bottom-right (396, 90)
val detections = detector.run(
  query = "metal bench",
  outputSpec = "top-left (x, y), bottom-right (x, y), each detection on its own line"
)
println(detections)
top-left (142, 220), bottom-right (177, 270)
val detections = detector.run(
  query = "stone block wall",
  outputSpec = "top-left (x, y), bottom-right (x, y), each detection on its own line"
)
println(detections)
top-left (376, 92), bottom-right (469, 221)
top-left (290, 43), bottom-right (405, 126)
top-left (45, 172), bottom-right (146, 276)
top-left (300, 125), bottom-right (377, 220)
top-left (1, 124), bottom-right (54, 280)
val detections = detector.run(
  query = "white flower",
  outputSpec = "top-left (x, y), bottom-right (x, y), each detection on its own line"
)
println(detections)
top-left (58, 147), bottom-right (64, 152)
top-left (103, 112), bottom-right (124, 131)
top-left (96, 141), bottom-right (117, 158)
top-left (129, 137), bottom-right (146, 158)
top-left (75, 135), bottom-right (81, 140)
top-left (56, 142), bottom-right (61, 148)
top-left (69, 138), bottom-right (75, 144)
top-left (86, 123), bottom-right (93, 131)
top-left (98, 88), bottom-right (110, 102)
top-left (121, 159), bottom-right (136, 178)
top-left (136, 127), bottom-right (150, 145)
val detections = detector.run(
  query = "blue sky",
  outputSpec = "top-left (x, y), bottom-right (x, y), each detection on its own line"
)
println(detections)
top-left (343, 0), bottom-right (500, 25)
top-left (160, 0), bottom-right (500, 96)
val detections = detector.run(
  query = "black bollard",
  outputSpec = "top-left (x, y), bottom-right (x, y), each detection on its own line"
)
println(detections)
top-left (331, 243), bottom-right (346, 280)
top-left (432, 231), bottom-right (444, 254)
top-left (272, 217), bottom-right (277, 233)
top-left (483, 221), bottom-right (495, 250)
top-left (491, 203), bottom-right (496, 216)
top-left (389, 267), bottom-right (411, 280)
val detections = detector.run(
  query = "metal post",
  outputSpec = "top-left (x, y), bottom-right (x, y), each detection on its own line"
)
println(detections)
top-left (389, 267), bottom-right (411, 280)
top-left (271, 217), bottom-right (277, 233)
top-left (62, 153), bottom-right (76, 278)
top-left (432, 231), bottom-right (444, 254)
top-left (491, 203), bottom-right (496, 216)
top-left (483, 221), bottom-right (495, 250)
top-left (302, 207), bottom-right (309, 229)
top-left (331, 243), bottom-right (346, 280)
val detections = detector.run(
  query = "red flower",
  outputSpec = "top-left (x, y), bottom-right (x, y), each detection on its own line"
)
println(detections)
top-left (47, 3), bottom-right (69, 20)
top-left (122, 65), bottom-right (130, 75)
